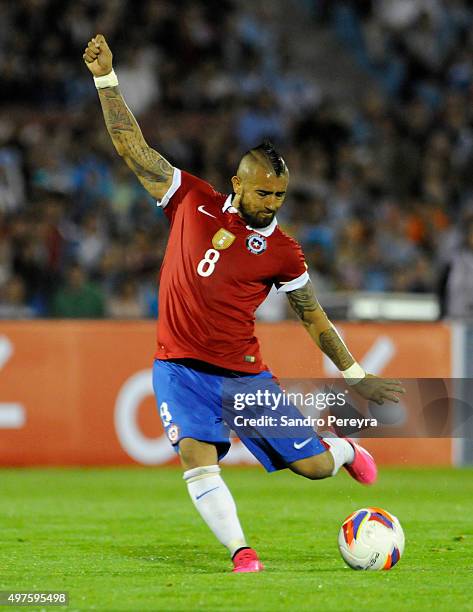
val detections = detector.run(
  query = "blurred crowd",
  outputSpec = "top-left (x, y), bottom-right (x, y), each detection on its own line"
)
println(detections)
top-left (0, 0), bottom-right (472, 319)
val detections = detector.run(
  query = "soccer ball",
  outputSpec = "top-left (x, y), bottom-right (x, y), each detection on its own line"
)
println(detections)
top-left (338, 507), bottom-right (405, 570)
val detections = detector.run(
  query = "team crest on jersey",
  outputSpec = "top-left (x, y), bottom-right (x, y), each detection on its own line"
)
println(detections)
top-left (246, 233), bottom-right (267, 255)
top-left (212, 229), bottom-right (236, 250)
top-left (167, 424), bottom-right (180, 444)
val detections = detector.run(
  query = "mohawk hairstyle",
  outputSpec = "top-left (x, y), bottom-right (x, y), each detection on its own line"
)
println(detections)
top-left (247, 140), bottom-right (286, 176)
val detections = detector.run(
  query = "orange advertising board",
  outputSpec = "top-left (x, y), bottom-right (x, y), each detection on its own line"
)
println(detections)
top-left (259, 322), bottom-right (453, 466)
top-left (0, 321), bottom-right (452, 466)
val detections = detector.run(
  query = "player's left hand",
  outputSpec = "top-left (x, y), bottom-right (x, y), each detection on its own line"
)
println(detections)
top-left (352, 374), bottom-right (405, 405)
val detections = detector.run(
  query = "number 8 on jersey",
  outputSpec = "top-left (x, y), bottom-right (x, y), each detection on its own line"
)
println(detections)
top-left (197, 249), bottom-right (220, 277)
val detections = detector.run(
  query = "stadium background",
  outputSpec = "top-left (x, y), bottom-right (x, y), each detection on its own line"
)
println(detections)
top-left (1, 3), bottom-right (473, 611)
top-left (1, 0), bottom-right (473, 467)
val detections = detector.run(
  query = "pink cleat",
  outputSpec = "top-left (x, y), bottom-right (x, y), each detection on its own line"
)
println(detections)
top-left (343, 438), bottom-right (378, 485)
top-left (232, 548), bottom-right (264, 573)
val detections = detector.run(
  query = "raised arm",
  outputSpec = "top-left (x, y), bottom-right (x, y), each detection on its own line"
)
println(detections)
top-left (83, 34), bottom-right (173, 200)
top-left (287, 280), bottom-right (405, 404)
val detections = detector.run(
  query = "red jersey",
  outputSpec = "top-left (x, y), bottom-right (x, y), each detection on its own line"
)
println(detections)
top-left (154, 168), bottom-right (309, 373)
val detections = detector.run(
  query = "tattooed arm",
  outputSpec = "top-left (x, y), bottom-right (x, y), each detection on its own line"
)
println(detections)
top-left (286, 280), bottom-right (356, 371)
top-left (287, 281), bottom-right (405, 404)
top-left (83, 34), bottom-right (173, 199)
top-left (97, 87), bottom-right (173, 198)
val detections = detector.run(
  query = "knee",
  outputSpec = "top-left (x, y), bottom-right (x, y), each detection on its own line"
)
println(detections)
top-left (179, 438), bottom-right (218, 470)
top-left (289, 450), bottom-right (334, 480)
top-left (178, 439), bottom-right (199, 468)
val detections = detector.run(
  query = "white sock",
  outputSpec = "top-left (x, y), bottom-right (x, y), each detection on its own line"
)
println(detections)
top-left (183, 465), bottom-right (247, 557)
top-left (323, 436), bottom-right (355, 476)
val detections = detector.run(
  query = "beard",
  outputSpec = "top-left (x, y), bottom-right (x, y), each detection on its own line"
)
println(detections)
top-left (238, 195), bottom-right (275, 229)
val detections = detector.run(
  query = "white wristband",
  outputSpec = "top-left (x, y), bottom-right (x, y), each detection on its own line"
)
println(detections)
top-left (341, 362), bottom-right (366, 385)
top-left (93, 69), bottom-right (118, 89)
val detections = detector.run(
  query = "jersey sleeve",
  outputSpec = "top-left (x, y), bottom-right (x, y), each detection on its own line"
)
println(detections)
top-left (274, 238), bottom-right (310, 293)
top-left (157, 168), bottom-right (216, 222)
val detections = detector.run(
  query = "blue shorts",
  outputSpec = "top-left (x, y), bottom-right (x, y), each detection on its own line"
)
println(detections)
top-left (152, 359), bottom-right (326, 472)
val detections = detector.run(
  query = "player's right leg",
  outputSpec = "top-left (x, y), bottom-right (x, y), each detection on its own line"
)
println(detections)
top-left (178, 437), bottom-right (263, 573)
top-left (152, 360), bottom-right (263, 572)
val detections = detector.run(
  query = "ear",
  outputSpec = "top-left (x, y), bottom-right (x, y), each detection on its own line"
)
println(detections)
top-left (231, 175), bottom-right (241, 194)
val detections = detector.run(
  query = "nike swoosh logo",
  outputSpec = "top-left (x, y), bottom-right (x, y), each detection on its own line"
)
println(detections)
top-left (197, 205), bottom-right (216, 219)
top-left (195, 486), bottom-right (219, 500)
top-left (293, 438), bottom-right (313, 450)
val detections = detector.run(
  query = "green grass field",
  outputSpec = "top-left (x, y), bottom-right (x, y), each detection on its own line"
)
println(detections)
top-left (1, 467), bottom-right (472, 611)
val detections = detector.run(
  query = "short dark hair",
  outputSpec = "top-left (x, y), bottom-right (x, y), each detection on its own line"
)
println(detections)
top-left (247, 140), bottom-right (286, 176)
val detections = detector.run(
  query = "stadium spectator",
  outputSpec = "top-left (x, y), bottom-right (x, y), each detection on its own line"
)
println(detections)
top-left (107, 277), bottom-right (145, 319)
top-left (0, 275), bottom-right (35, 319)
top-left (53, 264), bottom-right (105, 319)
top-left (439, 216), bottom-right (473, 319)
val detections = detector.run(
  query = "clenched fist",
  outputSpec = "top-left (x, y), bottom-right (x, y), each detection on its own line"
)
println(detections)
top-left (83, 34), bottom-right (113, 77)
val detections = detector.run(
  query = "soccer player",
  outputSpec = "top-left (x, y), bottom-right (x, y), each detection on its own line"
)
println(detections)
top-left (84, 35), bottom-right (405, 573)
